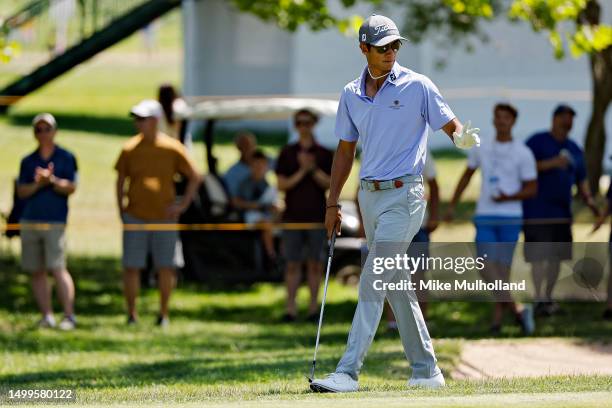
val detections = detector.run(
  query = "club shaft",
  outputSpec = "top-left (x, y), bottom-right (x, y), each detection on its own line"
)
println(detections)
top-left (310, 230), bottom-right (336, 379)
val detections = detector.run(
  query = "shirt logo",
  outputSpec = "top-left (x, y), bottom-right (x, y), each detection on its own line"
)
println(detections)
top-left (389, 72), bottom-right (396, 81)
top-left (374, 24), bottom-right (391, 35)
top-left (388, 100), bottom-right (404, 110)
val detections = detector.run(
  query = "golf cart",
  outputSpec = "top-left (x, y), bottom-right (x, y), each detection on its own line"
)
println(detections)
top-left (175, 97), bottom-right (363, 285)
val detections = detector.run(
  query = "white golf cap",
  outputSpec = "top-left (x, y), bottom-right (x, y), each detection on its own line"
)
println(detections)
top-left (32, 113), bottom-right (57, 128)
top-left (130, 99), bottom-right (163, 119)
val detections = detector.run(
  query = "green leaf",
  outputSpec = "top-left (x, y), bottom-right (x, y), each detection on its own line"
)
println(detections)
top-left (549, 30), bottom-right (564, 59)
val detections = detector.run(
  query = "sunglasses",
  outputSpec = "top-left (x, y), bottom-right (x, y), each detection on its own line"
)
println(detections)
top-left (295, 119), bottom-right (315, 127)
top-left (34, 126), bottom-right (53, 134)
top-left (371, 40), bottom-right (402, 54)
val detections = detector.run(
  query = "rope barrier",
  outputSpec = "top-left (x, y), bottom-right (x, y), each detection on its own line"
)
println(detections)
top-left (1, 217), bottom-right (591, 233)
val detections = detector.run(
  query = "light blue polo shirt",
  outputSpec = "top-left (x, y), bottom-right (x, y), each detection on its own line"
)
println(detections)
top-left (335, 62), bottom-right (455, 180)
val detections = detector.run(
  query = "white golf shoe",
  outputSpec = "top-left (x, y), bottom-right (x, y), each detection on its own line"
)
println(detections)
top-left (310, 372), bottom-right (358, 393)
top-left (408, 371), bottom-right (446, 388)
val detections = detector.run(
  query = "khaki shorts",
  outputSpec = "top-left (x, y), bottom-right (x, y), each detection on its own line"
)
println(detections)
top-left (20, 223), bottom-right (67, 272)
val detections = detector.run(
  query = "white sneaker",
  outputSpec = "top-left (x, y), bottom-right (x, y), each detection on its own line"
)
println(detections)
top-left (156, 315), bottom-right (170, 328)
top-left (520, 305), bottom-right (535, 335)
top-left (408, 371), bottom-right (445, 388)
top-left (310, 372), bottom-right (358, 393)
top-left (38, 314), bottom-right (56, 328)
top-left (58, 316), bottom-right (76, 331)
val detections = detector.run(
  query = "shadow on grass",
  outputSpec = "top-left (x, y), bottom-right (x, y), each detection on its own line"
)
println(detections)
top-left (7, 113), bottom-right (135, 137)
top-left (6, 113), bottom-right (290, 147)
top-left (0, 255), bottom-right (125, 315)
top-left (0, 347), bottom-right (422, 389)
top-left (1, 254), bottom-right (611, 342)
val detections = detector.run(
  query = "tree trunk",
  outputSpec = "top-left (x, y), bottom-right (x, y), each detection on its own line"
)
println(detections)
top-left (584, 47), bottom-right (612, 195)
top-left (581, 1), bottom-right (612, 195)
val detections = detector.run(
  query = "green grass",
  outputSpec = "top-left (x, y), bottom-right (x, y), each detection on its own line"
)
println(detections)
top-left (0, 255), bottom-right (611, 405)
top-left (0, 9), bottom-right (611, 406)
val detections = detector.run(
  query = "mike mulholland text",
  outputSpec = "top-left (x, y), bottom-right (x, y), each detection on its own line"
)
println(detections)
top-left (373, 279), bottom-right (527, 292)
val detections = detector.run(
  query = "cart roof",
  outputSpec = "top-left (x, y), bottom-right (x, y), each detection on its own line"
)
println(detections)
top-left (178, 97), bottom-right (339, 121)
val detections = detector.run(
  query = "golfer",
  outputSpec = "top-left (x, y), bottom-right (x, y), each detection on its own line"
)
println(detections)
top-left (311, 14), bottom-right (480, 392)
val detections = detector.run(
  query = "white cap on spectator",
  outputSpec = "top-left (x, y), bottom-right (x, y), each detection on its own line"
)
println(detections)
top-left (130, 99), bottom-right (163, 119)
top-left (32, 113), bottom-right (57, 128)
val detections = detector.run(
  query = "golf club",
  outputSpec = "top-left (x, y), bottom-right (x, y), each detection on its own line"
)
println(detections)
top-left (307, 223), bottom-right (338, 386)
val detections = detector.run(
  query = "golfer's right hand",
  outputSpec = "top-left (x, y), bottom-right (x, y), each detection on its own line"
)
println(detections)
top-left (453, 120), bottom-right (480, 150)
top-left (325, 205), bottom-right (342, 239)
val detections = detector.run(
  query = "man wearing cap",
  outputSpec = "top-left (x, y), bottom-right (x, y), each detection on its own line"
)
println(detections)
top-left (115, 100), bottom-right (201, 327)
top-left (522, 104), bottom-right (599, 317)
top-left (17, 113), bottom-right (78, 330)
top-left (310, 15), bottom-right (480, 392)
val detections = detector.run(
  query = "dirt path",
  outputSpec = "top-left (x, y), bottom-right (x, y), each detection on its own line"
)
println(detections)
top-left (452, 338), bottom-right (612, 379)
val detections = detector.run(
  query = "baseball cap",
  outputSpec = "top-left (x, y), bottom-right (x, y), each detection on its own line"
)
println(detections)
top-left (32, 113), bottom-right (57, 128)
top-left (130, 99), bottom-right (163, 119)
top-left (553, 104), bottom-right (576, 117)
top-left (359, 14), bottom-right (407, 47)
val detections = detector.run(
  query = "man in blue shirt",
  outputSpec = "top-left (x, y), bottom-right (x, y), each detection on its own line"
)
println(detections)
top-left (522, 104), bottom-right (599, 316)
top-left (17, 113), bottom-right (78, 330)
top-left (223, 131), bottom-right (257, 199)
top-left (310, 14), bottom-right (480, 393)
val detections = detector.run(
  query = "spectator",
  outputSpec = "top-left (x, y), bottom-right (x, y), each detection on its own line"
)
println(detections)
top-left (591, 183), bottom-right (612, 320)
top-left (385, 147), bottom-right (439, 328)
top-left (447, 103), bottom-right (537, 335)
top-left (115, 100), bottom-right (201, 327)
top-left (49, 0), bottom-right (76, 55)
top-left (523, 104), bottom-right (599, 316)
top-left (276, 109), bottom-right (333, 322)
top-left (157, 84), bottom-right (189, 143)
top-left (232, 150), bottom-right (278, 259)
top-left (17, 113), bottom-right (77, 330)
top-left (224, 131), bottom-right (257, 199)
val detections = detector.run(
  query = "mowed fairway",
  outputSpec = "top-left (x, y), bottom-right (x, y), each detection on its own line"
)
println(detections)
top-left (0, 8), bottom-right (611, 408)
top-left (80, 392), bottom-right (612, 408)
top-left (1, 255), bottom-right (611, 406)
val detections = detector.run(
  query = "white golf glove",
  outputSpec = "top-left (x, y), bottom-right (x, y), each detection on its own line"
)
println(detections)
top-left (453, 120), bottom-right (481, 150)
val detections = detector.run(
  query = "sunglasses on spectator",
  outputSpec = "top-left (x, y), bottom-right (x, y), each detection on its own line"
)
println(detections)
top-left (371, 40), bottom-right (402, 54)
top-left (34, 126), bottom-right (53, 134)
top-left (295, 119), bottom-right (315, 127)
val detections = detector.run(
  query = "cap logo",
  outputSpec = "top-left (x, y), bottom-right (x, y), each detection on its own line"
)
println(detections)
top-left (361, 33), bottom-right (366, 41)
top-left (374, 24), bottom-right (391, 35)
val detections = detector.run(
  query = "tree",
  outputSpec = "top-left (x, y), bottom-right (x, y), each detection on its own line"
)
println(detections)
top-left (232, 0), bottom-right (612, 194)
top-left (397, 0), bottom-right (611, 194)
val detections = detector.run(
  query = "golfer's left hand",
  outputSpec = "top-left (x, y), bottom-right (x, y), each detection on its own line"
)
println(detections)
top-left (453, 120), bottom-right (480, 150)
top-left (325, 205), bottom-right (342, 239)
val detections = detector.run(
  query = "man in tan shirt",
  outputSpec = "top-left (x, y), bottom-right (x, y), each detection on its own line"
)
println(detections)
top-left (115, 99), bottom-right (201, 327)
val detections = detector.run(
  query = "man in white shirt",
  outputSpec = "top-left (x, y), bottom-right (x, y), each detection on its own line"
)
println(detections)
top-left (446, 103), bottom-right (537, 335)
